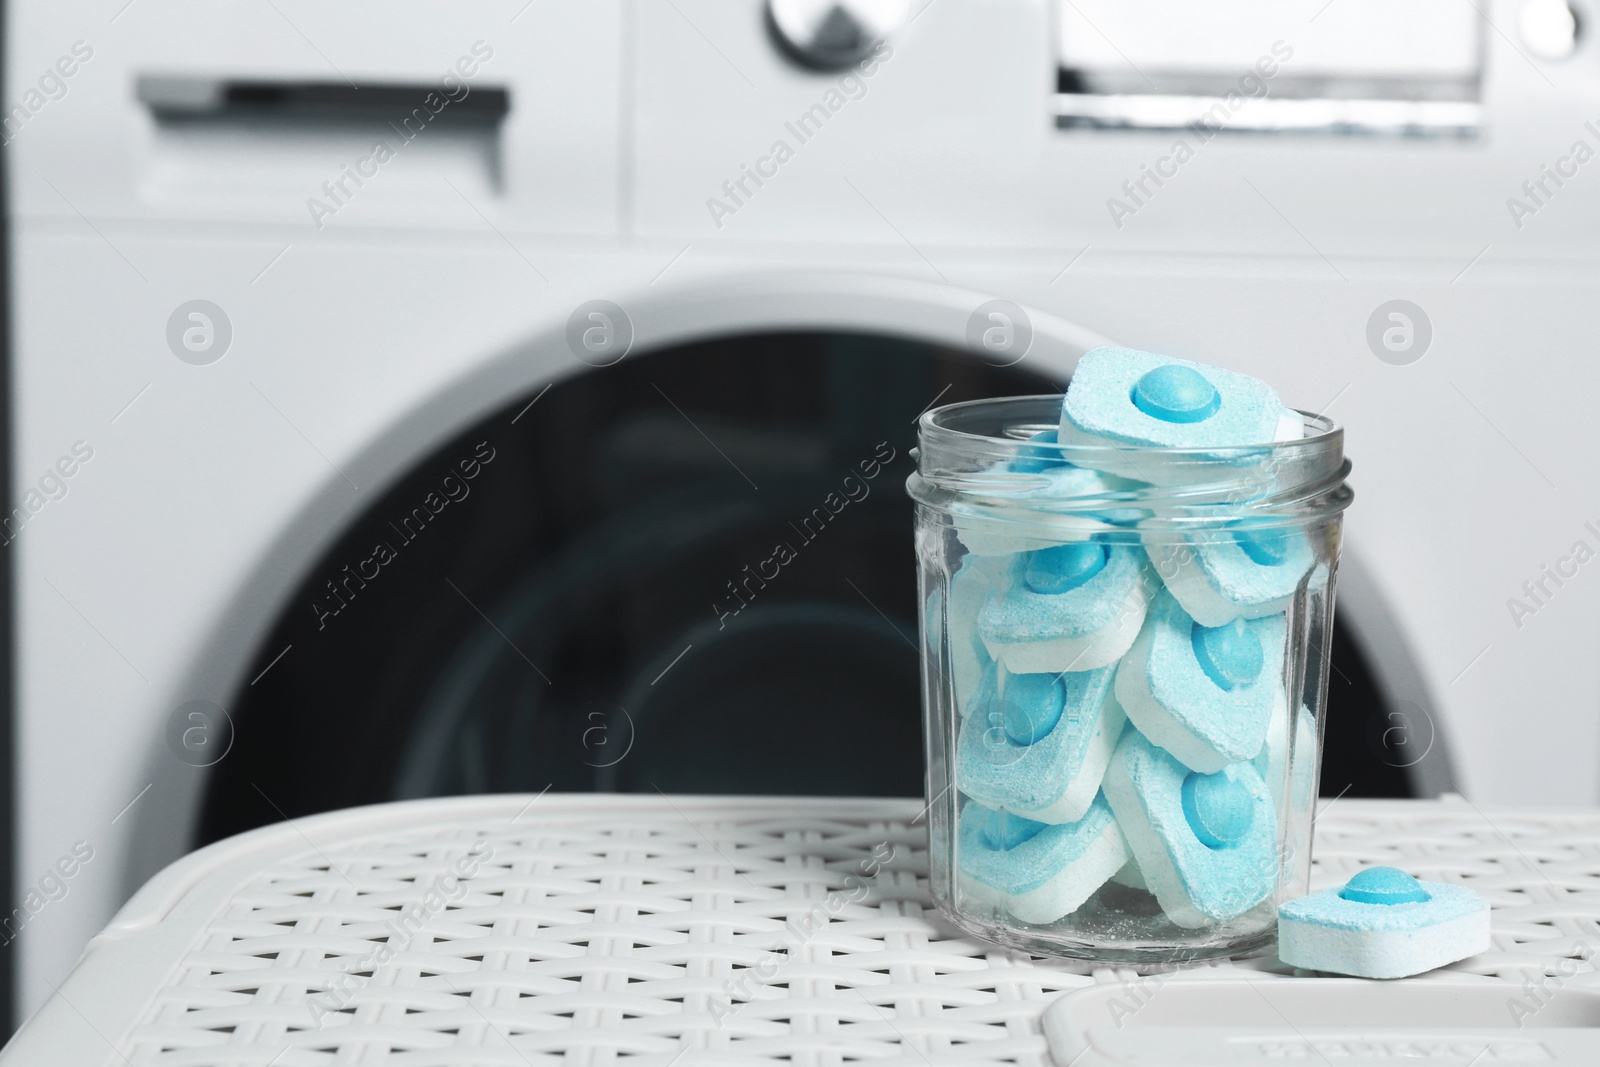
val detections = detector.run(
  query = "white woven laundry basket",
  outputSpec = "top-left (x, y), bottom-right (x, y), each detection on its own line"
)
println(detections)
top-left (4, 794), bottom-right (1599, 1066)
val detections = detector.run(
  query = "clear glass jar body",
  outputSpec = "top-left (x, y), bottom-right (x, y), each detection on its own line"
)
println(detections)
top-left (909, 396), bottom-right (1352, 962)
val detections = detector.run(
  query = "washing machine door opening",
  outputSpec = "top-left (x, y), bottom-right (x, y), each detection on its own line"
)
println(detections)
top-left (201, 331), bottom-right (1407, 847)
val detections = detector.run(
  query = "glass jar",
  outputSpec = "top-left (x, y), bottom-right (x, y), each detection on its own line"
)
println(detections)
top-left (908, 395), bottom-right (1352, 962)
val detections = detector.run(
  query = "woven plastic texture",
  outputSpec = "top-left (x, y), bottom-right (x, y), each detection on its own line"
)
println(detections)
top-left (34, 796), bottom-right (1600, 1065)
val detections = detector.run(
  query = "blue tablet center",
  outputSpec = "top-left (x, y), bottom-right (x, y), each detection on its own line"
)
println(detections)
top-left (1024, 541), bottom-right (1108, 595)
top-left (1234, 525), bottom-right (1290, 566)
top-left (1182, 771), bottom-right (1254, 850)
top-left (1192, 619), bottom-right (1265, 691)
top-left (1132, 365), bottom-right (1221, 424)
top-left (1001, 672), bottom-right (1066, 745)
top-left (1338, 866), bottom-right (1431, 905)
top-left (979, 808), bottom-right (1048, 851)
top-left (1009, 429), bottom-right (1071, 473)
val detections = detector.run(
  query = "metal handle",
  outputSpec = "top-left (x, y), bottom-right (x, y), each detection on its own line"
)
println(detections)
top-left (766, 0), bottom-right (909, 69)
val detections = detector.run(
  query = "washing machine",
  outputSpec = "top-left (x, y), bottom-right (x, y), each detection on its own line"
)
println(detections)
top-left (6, 0), bottom-right (1599, 1025)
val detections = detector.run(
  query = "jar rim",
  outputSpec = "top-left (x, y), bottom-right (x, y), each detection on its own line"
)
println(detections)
top-left (917, 394), bottom-right (1342, 458)
top-left (908, 394), bottom-right (1352, 529)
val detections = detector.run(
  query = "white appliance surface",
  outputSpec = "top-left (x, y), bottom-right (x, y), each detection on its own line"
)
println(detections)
top-left (6, 0), bottom-right (1599, 1017)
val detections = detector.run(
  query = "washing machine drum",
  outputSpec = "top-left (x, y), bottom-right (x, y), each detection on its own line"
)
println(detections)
top-left (201, 330), bottom-right (1403, 845)
top-left (200, 332), bottom-right (1057, 839)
